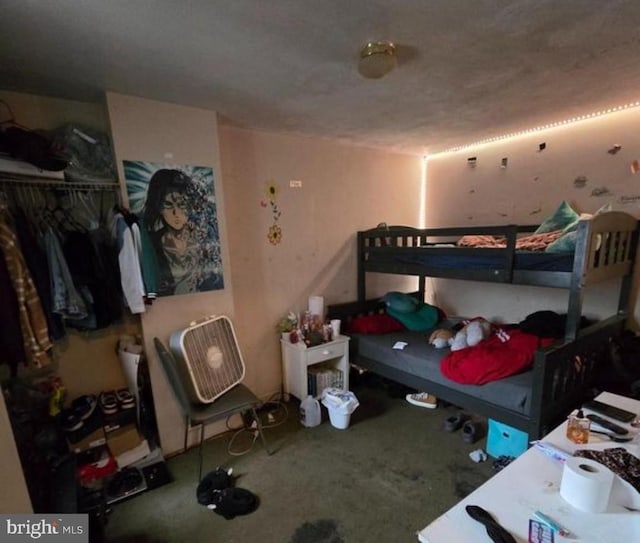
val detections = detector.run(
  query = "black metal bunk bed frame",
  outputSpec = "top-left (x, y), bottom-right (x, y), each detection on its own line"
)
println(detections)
top-left (329, 212), bottom-right (639, 438)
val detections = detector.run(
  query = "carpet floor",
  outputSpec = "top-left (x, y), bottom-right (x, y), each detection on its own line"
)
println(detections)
top-left (103, 376), bottom-right (496, 543)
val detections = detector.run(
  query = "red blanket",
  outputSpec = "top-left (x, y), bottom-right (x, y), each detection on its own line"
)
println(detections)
top-left (440, 329), bottom-right (554, 384)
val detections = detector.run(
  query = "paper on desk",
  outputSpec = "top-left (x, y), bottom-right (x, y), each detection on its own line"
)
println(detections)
top-left (393, 341), bottom-right (408, 350)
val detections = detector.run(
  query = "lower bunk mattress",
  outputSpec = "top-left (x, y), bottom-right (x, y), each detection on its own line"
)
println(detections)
top-left (352, 331), bottom-right (534, 416)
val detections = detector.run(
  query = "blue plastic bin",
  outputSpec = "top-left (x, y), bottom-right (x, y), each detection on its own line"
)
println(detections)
top-left (486, 419), bottom-right (529, 459)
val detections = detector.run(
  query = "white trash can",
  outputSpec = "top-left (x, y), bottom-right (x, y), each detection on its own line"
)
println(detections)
top-left (321, 388), bottom-right (359, 430)
top-left (327, 407), bottom-right (351, 429)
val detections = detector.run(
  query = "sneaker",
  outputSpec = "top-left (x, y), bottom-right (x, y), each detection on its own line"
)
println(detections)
top-left (444, 411), bottom-right (469, 432)
top-left (60, 409), bottom-right (83, 432)
top-left (116, 388), bottom-right (135, 410)
top-left (405, 392), bottom-right (438, 409)
top-left (99, 391), bottom-right (119, 415)
top-left (71, 394), bottom-right (97, 421)
top-left (461, 420), bottom-right (483, 443)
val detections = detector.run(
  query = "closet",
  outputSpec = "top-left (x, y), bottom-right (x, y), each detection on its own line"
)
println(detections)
top-left (0, 168), bottom-right (161, 519)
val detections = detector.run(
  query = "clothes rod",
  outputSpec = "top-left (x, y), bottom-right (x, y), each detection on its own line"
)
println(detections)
top-left (0, 175), bottom-right (121, 191)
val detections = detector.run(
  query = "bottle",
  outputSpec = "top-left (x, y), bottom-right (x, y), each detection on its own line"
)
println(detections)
top-left (566, 409), bottom-right (590, 444)
top-left (300, 395), bottom-right (321, 428)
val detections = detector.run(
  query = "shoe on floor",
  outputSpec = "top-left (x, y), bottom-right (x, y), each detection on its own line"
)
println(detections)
top-left (60, 409), bottom-right (83, 432)
top-left (405, 392), bottom-right (438, 409)
top-left (71, 394), bottom-right (97, 421)
top-left (462, 420), bottom-right (483, 443)
top-left (99, 390), bottom-right (119, 415)
top-left (116, 388), bottom-right (136, 410)
top-left (444, 411), bottom-right (469, 432)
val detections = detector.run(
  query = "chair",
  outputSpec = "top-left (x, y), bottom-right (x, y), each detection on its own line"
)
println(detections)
top-left (153, 337), bottom-right (272, 480)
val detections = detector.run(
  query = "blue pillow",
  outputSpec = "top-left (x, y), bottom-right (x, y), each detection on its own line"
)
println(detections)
top-left (382, 291), bottom-right (420, 314)
top-left (545, 230), bottom-right (577, 253)
top-left (535, 201), bottom-right (579, 234)
top-left (387, 303), bottom-right (440, 332)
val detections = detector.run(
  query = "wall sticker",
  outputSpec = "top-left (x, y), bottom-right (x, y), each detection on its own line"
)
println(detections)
top-left (573, 175), bottom-right (588, 189)
top-left (262, 179), bottom-right (283, 245)
top-left (590, 186), bottom-right (611, 197)
top-left (607, 144), bottom-right (622, 155)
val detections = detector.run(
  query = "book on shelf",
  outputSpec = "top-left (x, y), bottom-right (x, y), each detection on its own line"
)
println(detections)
top-left (307, 364), bottom-right (344, 397)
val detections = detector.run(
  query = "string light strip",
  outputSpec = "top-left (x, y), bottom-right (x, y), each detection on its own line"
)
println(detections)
top-left (435, 100), bottom-right (640, 155)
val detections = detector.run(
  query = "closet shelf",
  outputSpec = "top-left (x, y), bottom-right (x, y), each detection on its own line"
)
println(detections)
top-left (0, 172), bottom-right (120, 191)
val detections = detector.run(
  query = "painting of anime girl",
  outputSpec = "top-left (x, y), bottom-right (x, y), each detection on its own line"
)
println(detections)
top-left (124, 160), bottom-right (224, 296)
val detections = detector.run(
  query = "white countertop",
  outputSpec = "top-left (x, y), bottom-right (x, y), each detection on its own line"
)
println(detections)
top-left (417, 392), bottom-right (640, 543)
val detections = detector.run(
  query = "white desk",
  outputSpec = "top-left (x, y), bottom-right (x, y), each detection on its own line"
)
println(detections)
top-left (418, 392), bottom-right (640, 543)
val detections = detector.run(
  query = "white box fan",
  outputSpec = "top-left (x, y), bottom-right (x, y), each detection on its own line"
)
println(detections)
top-left (169, 315), bottom-right (246, 404)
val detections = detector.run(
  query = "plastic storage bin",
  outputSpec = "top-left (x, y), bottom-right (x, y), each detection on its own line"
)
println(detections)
top-left (486, 419), bottom-right (529, 459)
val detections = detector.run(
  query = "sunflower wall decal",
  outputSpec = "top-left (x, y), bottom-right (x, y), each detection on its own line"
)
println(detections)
top-left (262, 179), bottom-right (283, 245)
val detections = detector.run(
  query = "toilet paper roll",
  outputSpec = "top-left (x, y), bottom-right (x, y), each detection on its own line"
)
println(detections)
top-left (560, 457), bottom-right (614, 513)
top-left (308, 295), bottom-right (324, 317)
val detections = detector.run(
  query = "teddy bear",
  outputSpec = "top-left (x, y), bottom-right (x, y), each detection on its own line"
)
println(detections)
top-left (428, 328), bottom-right (454, 348)
top-left (449, 318), bottom-right (492, 351)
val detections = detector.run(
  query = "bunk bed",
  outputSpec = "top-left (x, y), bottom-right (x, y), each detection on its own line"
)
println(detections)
top-left (327, 211), bottom-right (639, 439)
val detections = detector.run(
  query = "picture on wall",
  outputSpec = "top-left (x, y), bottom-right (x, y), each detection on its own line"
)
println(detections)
top-left (123, 160), bottom-right (224, 297)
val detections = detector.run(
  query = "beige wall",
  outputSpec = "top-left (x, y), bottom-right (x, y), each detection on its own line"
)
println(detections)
top-left (106, 92), bottom-right (235, 454)
top-left (219, 126), bottom-right (423, 404)
top-left (426, 107), bottom-right (640, 327)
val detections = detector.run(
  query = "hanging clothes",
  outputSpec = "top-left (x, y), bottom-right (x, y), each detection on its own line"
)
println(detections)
top-left (63, 230), bottom-right (122, 329)
top-left (44, 226), bottom-right (88, 320)
top-left (0, 210), bottom-right (52, 368)
top-left (112, 211), bottom-right (146, 314)
top-left (0, 246), bottom-right (27, 375)
top-left (12, 207), bottom-right (65, 340)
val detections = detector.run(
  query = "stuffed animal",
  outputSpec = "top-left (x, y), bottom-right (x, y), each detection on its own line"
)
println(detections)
top-left (429, 329), bottom-right (454, 349)
top-left (449, 318), bottom-right (492, 351)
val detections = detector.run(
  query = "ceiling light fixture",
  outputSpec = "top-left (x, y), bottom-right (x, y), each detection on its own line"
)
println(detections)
top-left (358, 41), bottom-right (397, 79)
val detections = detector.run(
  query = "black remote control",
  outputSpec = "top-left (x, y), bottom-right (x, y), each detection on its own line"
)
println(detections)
top-left (583, 399), bottom-right (637, 423)
top-left (586, 414), bottom-right (629, 435)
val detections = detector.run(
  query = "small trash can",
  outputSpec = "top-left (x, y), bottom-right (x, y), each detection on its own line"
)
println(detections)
top-left (327, 407), bottom-right (350, 429)
top-left (321, 388), bottom-right (359, 430)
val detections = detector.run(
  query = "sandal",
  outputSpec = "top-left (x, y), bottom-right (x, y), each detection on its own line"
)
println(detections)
top-left (99, 390), bottom-right (119, 415)
top-left (444, 411), bottom-right (469, 432)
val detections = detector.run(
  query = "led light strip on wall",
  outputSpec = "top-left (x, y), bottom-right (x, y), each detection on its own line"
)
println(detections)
top-left (435, 100), bottom-right (640, 155)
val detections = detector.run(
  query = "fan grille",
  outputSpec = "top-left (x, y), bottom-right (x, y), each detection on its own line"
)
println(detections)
top-left (178, 316), bottom-right (245, 403)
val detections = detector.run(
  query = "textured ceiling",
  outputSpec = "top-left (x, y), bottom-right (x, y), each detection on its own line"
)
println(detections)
top-left (2, 0), bottom-right (640, 155)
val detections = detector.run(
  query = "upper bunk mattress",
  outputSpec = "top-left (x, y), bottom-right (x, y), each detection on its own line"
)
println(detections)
top-left (353, 331), bottom-right (533, 415)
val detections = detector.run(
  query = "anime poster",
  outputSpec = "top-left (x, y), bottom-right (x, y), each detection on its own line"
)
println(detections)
top-left (123, 160), bottom-right (224, 297)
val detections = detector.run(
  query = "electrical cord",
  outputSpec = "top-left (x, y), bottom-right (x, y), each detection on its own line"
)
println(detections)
top-left (225, 393), bottom-right (290, 456)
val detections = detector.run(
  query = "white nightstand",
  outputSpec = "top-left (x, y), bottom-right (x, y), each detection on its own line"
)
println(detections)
top-left (281, 335), bottom-right (350, 400)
